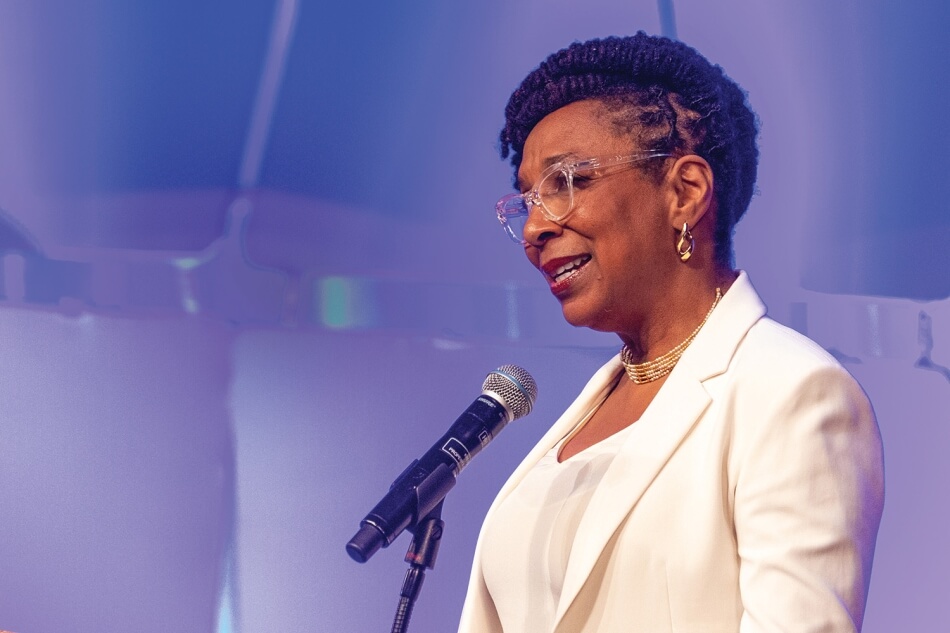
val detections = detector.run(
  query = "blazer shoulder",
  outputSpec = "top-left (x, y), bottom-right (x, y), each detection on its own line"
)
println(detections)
top-left (723, 316), bottom-right (873, 417)
top-left (719, 317), bottom-right (879, 446)
top-left (737, 317), bottom-right (845, 376)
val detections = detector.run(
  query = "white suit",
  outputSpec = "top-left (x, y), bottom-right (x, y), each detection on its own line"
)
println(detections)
top-left (458, 273), bottom-right (885, 633)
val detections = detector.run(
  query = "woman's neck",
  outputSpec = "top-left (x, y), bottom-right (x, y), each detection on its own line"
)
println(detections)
top-left (618, 267), bottom-right (737, 362)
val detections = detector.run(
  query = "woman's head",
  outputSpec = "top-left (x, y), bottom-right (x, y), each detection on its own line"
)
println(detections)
top-left (500, 32), bottom-right (758, 268)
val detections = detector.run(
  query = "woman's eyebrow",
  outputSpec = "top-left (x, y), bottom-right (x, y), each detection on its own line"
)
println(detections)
top-left (516, 152), bottom-right (578, 190)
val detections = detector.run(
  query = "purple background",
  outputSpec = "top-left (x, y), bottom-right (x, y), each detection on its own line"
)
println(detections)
top-left (0, 1), bottom-right (947, 631)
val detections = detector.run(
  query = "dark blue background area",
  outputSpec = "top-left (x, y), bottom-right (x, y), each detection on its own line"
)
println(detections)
top-left (800, 1), bottom-right (950, 299)
top-left (29, 0), bottom-right (271, 191)
top-left (261, 1), bottom-right (430, 212)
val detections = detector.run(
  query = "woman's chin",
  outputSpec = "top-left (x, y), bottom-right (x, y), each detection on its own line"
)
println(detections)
top-left (558, 301), bottom-right (612, 333)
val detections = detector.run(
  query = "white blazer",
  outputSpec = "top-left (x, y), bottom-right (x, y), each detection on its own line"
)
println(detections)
top-left (458, 273), bottom-right (885, 633)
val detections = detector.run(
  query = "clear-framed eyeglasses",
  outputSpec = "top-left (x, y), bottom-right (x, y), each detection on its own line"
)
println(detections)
top-left (495, 151), bottom-right (672, 244)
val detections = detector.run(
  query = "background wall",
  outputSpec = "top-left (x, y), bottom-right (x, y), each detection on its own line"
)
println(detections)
top-left (0, 1), bottom-right (946, 631)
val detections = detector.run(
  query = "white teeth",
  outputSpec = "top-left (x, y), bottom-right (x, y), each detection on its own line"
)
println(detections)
top-left (553, 256), bottom-right (589, 280)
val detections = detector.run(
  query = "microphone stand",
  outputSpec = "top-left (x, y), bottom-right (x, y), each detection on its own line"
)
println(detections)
top-left (390, 500), bottom-right (444, 633)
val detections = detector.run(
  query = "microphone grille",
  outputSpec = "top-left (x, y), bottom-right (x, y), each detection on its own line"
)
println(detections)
top-left (482, 364), bottom-right (538, 420)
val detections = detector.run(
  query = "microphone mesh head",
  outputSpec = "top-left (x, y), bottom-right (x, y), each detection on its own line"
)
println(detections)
top-left (482, 365), bottom-right (538, 420)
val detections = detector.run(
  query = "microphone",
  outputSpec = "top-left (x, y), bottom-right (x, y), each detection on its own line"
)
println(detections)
top-left (346, 364), bottom-right (538, 563)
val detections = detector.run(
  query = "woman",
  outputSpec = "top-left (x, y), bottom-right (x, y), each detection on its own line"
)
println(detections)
top-left (458, 33), bottom-right (884, 632)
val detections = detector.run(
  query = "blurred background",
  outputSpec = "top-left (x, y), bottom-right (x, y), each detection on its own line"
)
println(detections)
top-left (0, 1), bottom-right (947, 631)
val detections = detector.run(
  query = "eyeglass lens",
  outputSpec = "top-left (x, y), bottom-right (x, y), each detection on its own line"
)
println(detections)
top-left (498, 166), bottom-right (574, 242)
top-left (535, 166), bottom-right (574, 218)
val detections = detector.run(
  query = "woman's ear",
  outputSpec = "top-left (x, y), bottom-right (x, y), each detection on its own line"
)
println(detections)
top-left (667, 154), bottom-right (715, 229)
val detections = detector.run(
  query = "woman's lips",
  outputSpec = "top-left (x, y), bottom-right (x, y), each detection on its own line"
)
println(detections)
top-left (542, 254), bottom-right (592, 295)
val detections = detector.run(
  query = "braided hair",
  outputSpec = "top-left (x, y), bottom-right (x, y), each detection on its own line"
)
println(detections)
top-left (500, 32), bottom-right (758, 267)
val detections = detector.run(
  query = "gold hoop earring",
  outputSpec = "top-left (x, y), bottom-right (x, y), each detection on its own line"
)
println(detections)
top-left (676, 222), bottom-right (694, 262)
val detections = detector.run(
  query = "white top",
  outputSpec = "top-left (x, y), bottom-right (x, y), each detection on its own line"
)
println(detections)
top-left (479, 421), bottom-right (636, 633)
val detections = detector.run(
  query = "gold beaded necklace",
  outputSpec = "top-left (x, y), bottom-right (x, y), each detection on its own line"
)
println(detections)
top-left (620, 288), bottom-right (722, 384)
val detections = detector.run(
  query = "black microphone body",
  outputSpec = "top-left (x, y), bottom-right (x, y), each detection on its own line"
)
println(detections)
top-left (346, 366), bottom-right (536, 563)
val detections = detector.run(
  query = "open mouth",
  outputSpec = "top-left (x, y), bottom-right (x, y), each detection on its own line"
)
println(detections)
top-left (551, 255), bottom-right (591, 283)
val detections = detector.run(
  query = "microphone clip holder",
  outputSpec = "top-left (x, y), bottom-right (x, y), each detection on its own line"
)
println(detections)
top-left (347, 460), bottom-right (455, 563)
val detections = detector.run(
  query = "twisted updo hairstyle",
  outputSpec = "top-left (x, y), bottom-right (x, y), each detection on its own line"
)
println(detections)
top-left (500, 32), bottom-right (758, 267)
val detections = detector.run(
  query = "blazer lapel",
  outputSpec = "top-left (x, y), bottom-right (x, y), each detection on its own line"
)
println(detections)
top-left (551, 366), bottom-right (711, 627)
top-left (457, 358), bottom-right (624, 633)
top-left (551, 272), bottom-right (767, 630)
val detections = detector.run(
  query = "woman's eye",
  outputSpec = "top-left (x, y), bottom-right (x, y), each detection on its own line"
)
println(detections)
top-left (571, 174), bottom-right (594, 189)
top-left (541, 171), bottom-right (571, 196)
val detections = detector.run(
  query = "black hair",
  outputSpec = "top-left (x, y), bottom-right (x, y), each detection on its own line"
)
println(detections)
top-left (500, 32), bottom-right (758, 267)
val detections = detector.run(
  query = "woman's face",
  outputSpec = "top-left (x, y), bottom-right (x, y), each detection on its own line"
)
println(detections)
top-left (518, 99), bottom-right (677, 334)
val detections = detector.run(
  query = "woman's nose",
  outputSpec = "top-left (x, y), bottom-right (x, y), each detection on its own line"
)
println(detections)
top-left (522, 204), bottom-right (564, 246)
